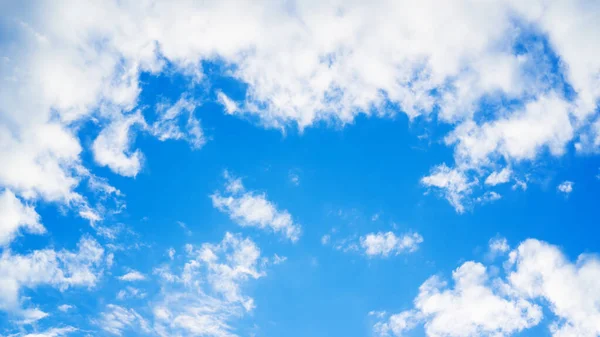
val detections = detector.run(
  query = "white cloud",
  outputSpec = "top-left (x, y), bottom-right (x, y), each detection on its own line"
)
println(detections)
top-left (421, 164), bottom-right (477, 213)
top-left (0, 189), bottom-right (45, 246)
top-left (557, 181), bottom-right (574, 194)
top-left (0, 0), bottom-right (599, 218)
top-left (217, 91), bottom-right (239, 114)
top-left (152, 233), bottom-right (266, 337)
top-left (167, 248), bottom-right (176, 260)
top-left (485, 168), bottom-right (512, 186)
top-left (57, 304), bottom-right (74, 312)
top-left (375, 238), bottom-right (600, 337)
top-left (360, 232), bottom-right (423, 257)
top-left (321, 234), bottom-right (331, 245)
top-left (475, 191), bottom-right (502, 204)
top-left (489, 237), bottom-right (510, 255)
top-left (96, 304), bottom-right (150, 336)
top-left (0, 236), bottom-right (105, 322)
top-left (92, 112), bottom-right (145, 177)
top-left (211, 173), bottom-right (301, 242)
top-left (150, 96), bottom-right (205, 149)
top-left (20, 326), bottom-right (77, 337)
top-left (116, 286), bottom-right (147, 300)
top-left (118, 270), bottom-right (146, 282)
top-left (289, 172), bottom-right (300, 186)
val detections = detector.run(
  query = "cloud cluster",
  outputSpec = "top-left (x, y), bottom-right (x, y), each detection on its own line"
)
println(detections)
top-left (152, 233), bottom-right (268, 337)
top-left (374, 238), bottom-right (600, 337)
top-left (0, 236), bottom-right (105, 322)
top-left (211, 173), bottom-right (302, 242)
top-left (1, 0), bottom-right (599, 215)
top-left (360, 232), bottom-right (423, 257)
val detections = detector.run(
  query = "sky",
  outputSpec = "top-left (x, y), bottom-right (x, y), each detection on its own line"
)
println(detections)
top-left (1, 1), bottom-right (600, 337)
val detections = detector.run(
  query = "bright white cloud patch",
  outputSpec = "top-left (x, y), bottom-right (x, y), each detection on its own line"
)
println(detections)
top-left (118, 270), bottom-right (146, 282)
top-left (0, 0), bottom-right (598, 217)
top-left (360, 232), bottom-right (423, 257)
top-left (557, 181), bottom-right (574, 195)
top-left (152, 233), bottom-right (267, 337)
top-left (485, 168), bottom-right (512, 186)
top-left (0, 236), bottom-right (105, 321)
top-left (422, 164), bottom-right (476, 213)
top-left (211, 173), bottom-right (301, 242)
top-left (92, 113), bottom-right (145, 178)
top-left (375, 238), bottom-right (600, 337)
top-left (0, 189), bottom-right (45, 246)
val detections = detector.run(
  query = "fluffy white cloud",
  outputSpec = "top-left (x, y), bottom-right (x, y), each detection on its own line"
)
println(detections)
top-left (557, 181), bottom-right (574, 195)
top-left (375, 238), bottom-right (600, 337)
top-left (1, 0), bottom-right (600, 215)
top-left (150, 96), bottom-right (205, 149)
top-left (118, 270), bottom-right (146, 282)
top-left (360, 232), bottom-right (423, 257)
top-left (421, 164), bottom-right (477, 213)
top-left (0, 189), bottom-right (45, 246)
top-left (0, 236), bottom-right (105, 322)
top-left (485, 168), bottom-right (512, 186)
top-left (152, 233), bottom-right (267, 337)
top-left (92, 112), bottom-right (145, 177)
top-left (211, 173), bottom-right (301, 242)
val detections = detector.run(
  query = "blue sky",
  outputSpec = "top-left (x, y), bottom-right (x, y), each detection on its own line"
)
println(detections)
top-left (1, 1), bottom-right (600, 337)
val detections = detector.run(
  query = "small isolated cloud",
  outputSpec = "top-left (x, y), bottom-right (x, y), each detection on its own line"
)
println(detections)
top-left (557, 181), bottom-right (574, 195)
top-left (360, 232), bottom-right (423, 257)
top-left (217, 91), bottom-right (239, 114)
top-left (118, 270), bottom-right (146, 282)
top-left (117, 287), bottom-right (147, 300)
top-left (485, 168), bottom-right (512, 186)
top-left (421, 164), bottom-right (476, 213)
top-left (475, 191), bottom-right (502, 204)
top-left (167, 248), bottom-right (175, 260)
top-left (211, 172), bottom-right (301, 242)
top-left (489, 237), bottom-right (510, 255)
top-left (321, 234), bottom-right (331, 245)
top-left (57, 304), bottom-right (74, 313)
top-left (289, 172), bottom-right (300, 186)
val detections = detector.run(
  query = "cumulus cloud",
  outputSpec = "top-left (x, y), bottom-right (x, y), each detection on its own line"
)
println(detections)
top-left (374, 238), bottom-right (600, 337)
top-left (360, 232), bottom-right (423, 257)
top-left (421, 164), bottom-right (477, 213)
top-left (485, 168), bottom-right (512, 186)
top-left (118, 270), bottom-right (146, 282)
top-left (1, 0), bottom-right (599, 215)
top-left (92, 112), bottom-right (145, 178)
top-left (0, 189), bottom-right (45, 246)
top-left (557, 181), bottom-right (574, 195)
top-left (211, 172), bottom-right (301, 242)
top-left (0, 236), bottom-right (105, 322)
